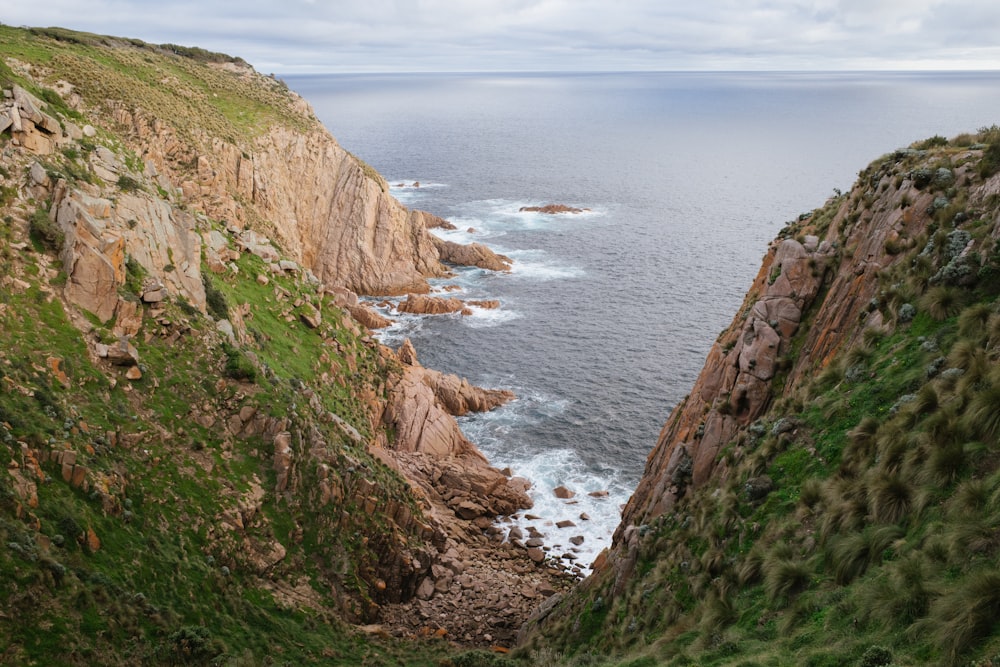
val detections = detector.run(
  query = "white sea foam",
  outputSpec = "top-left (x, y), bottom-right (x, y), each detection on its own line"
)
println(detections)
top-left (387, 180), bottom-right (448, 206)
top-left (462, 304), bottom-right (522, 328)
top-left (458, 391), bottom-right (629, 574)
top-left (387, 180), bottom-right (448, 190)
top-left (368, 303), bottom-right (424, 346)
top-left (505, 249), bottom-right (585, 281)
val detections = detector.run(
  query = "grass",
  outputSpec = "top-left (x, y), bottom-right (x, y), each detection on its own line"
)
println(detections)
top-left (0, 23), bottom-right (314, 149)
top-left (521, 131), bottom-right (1000, 666)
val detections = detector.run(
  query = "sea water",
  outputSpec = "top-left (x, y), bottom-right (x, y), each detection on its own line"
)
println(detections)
top-left (285, 71), bottom-right (1000, 569)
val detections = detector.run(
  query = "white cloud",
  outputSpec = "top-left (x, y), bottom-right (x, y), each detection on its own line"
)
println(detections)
top-left (2, 0), bottom-right (998, 71)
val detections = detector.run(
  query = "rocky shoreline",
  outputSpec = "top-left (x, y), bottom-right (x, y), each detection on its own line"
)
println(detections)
top-left (0, 51), bottom-right (588, 654)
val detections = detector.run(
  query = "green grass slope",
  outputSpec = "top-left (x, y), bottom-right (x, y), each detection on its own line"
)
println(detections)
top-left (0, 24), bottom-right (458, 666)
top-left (520, 129), bottom-right (1000, 667)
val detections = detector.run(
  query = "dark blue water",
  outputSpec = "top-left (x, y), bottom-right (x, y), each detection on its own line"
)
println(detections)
top-left (285, 71), bottom-right (1000, 564)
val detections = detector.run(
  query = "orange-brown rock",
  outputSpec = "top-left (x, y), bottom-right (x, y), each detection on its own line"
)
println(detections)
top-left (396, 294), bottom-right (466, 315)
top-left (617, 154), bottom-right (989, 544)
top-left (111, 103), bottom-right (451, 296)
top-left (519, 204), bottom-right (590, 214)
top-left (467, 300), bottom-right (501, 310)
top-left (431, 237), bottom-right (513, 272)
top-left (377, 341), bottom-right (527, 520)
top-left (346, 303), bottom-right (393, 330)
top-left (619, 235), bottom-right (833, 531)
top-left (418, 210), bottom-right (458, 230)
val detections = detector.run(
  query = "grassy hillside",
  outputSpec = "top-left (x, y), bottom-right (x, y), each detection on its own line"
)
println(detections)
top-left (0, 24), bottom-right (458, 666)
top-left (520, 129), bottom-right (1000, 667)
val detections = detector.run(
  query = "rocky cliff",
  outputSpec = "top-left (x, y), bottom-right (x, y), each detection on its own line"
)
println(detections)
top-left (0, 26), bottom-right (565, 665)
top-left (523, 132), bottom-right (1000, 666)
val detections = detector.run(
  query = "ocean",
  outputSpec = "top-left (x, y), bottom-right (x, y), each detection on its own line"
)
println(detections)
top-left (284, 71), bottom-right (1000, 568)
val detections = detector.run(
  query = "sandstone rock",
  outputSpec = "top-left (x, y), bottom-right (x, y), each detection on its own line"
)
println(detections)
top-left (416, 577), bottom-right (435, 600)
top-left (106, 337), bottom-right (139, 366)
top-left (556, 520), bottom-right (576, 529)
top-left (216, 319), bottom-right (235, 340)
top-left (431, 237), bottom-right (513, 272)
top-left (455, 500), bottom-right (486, 520)
top-left (527, 547), bottom-right (545, 563)
top-left (396, 294), bottom-right (466, 315)
top-left (509, 477), bottom-right (532, 494)
top-left (417, 211), bottom-right (456, 230)
top-left (467, 300), bottom-right (501, 309)
top-left (47, 356), bottom-right (71, 388)
top-left (298, 303), bottom-right (322, 328)
top-left (273, 431), bottom-right (293, 493)
top-left (8, 469), bottom-right (38, 510)
top-left (519, 204), bottom-right (589, 214)
top-left (113, 300), bottom-right (143, 337)
top-left (346, 303), bottom-right (392, 329)
top-left (569, 535), bottom-right (585, 546)
top-left (29, 161), bottom-right (49, 187)
top-left (142, 286), bottom-right (166, 303)
top-left (553, 485), bottom-right (575, 499)
top-left (85, 527), bottom-right (101, 552)
top-left (125, 366), bottom-right (142, 381)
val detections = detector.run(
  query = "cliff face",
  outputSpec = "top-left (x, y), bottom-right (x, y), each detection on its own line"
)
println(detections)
top-left (0, 27), bottom-right (562, 664)
top-left (619, 147), bottom-right (996, 534)
top-left (109, 89), bottom-right (448, 297)
top-left (522, 134), bottom-right (1000, 666)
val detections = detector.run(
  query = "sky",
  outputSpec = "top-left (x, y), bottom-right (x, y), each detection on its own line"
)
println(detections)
top-left (3, 1), bottom-right (1000, 73)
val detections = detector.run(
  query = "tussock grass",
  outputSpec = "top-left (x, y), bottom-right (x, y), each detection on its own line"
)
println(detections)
top-left (921, 286), bottom-right (965, 320)
top-left (926, 570), bottom-right (1000, 665)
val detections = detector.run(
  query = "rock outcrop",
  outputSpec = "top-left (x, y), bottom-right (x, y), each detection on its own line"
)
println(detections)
top-left (617, 148), bottom-right (995, 538)
top-left (519, 204), bottom-right (590, 214)
top-left (396, 294), bottom-right (467, 315)
top-left (378, 340), bottom-right (526, 518)
top-left (619, 235), bottom-right (832, 526)
top-left (1, 85), bottom-right (65, 155)
top-left (431, 236), bottom-right (513, 272)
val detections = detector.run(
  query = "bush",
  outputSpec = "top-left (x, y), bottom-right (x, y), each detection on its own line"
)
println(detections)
top-left (29, 206), bottom-right (64, 252)
top-left (221, 342), bottom-right (256, 382)
top-left (116, 174), bottom-right (143, 192)
top-left (203, 275), bottom-right (229, 320)
top-left (159, 625), bottom-right (224, 664)
top-left (920, 286), bottom-right (963, 321)
top-left (859, 645), bottom-right (893, 667)
top-left (979, 130), bottom-right (1000, 178)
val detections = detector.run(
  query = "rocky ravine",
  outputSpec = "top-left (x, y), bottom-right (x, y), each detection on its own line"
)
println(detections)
top-left (1, 45), bottom-right (567, 650)
top-left (585, 143), bottom-right (1000, 603)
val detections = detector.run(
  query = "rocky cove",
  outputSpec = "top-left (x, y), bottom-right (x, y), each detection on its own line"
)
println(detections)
top-left (4, 27), bottom-right (1000, 666)
top-left (0, 31), bottom-right (594, 656)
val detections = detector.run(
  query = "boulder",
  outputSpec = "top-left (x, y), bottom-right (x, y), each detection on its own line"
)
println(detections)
top-left (431, 237), bottom-right (513, 272)
top-left (396, 294), bottom-right (466, 315)
top-left (553, 486), bottom-right (575, 499)
top-left (106, 337), bottom-right (139, 366)
top-left (347, 303), bottom-right (393, 329)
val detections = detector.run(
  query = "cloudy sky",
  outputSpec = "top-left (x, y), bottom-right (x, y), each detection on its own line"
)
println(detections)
top-left (3, 1), bottom-right (999, 73)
